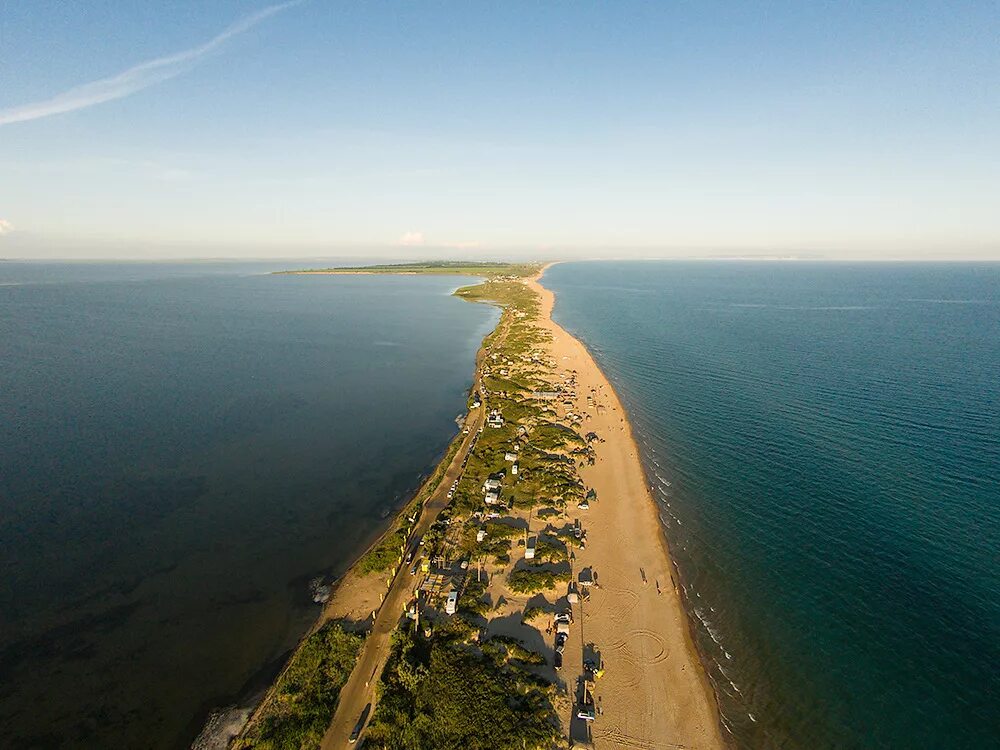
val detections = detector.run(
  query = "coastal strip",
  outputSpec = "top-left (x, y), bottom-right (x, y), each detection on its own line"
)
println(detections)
top-left (222, 262), bottom-right (723, 750)
top-left (526, 271), bottom-right (724, 747)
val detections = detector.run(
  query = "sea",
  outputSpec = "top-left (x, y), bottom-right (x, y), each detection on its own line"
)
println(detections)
top-left (0, 261), bottom-right (498, 749)
top-left (544, 261), bottom-right (1000, 749)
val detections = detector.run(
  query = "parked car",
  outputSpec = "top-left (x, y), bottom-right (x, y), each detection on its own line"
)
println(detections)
top-left (349, 703), bottom-right (372, 743)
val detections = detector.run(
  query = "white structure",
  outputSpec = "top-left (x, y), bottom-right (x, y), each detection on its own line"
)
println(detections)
top-left (525, 537), bottom-right (536, 560)
top-left (504, 452), bottom-right (517, 462)
top-left (476, 529), bottom-right (487, 542)
top-left (485, 489), bottom-right (502, 505)
top-left (445, 590), bottom-right (458, 615)
top-left (483, 478), bottom-right (501, 493)
top-left (511, 463), bottom-right (518, 475)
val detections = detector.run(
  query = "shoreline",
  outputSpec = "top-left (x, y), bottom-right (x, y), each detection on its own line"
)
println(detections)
top-left (528, 270), bottom-right (725, 747)
top-left (219, 264), bottom-right (725, 749)
top-left (537, 265), bottom-right (729, 741)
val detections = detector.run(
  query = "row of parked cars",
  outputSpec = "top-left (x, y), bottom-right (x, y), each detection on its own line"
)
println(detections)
top-left (553, 608), bottom-right (572, 670)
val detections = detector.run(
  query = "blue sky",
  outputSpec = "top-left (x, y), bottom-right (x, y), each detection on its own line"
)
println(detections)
top-left (1, 1), bottom-right (998, 259)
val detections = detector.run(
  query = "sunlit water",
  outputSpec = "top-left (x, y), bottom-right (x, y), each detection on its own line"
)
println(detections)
top-left (545, 261), bottom-right (1000, 749)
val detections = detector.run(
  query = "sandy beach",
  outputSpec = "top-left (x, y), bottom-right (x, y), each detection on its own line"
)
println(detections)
top-left (525, 272), bottom-right (724, 749)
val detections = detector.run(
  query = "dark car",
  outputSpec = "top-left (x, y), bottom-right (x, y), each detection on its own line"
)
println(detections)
top-left (349, 702), bottom-right (372, 744)
top-left (555, 632), bottom-right (568, 654)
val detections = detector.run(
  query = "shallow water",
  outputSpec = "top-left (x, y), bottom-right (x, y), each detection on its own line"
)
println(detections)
top-left (545, 261), bottom-right (1000, 749)
top-left (0, 262), bottom-right (498, 748)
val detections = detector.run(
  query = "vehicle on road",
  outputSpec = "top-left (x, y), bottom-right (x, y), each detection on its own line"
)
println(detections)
top-left (555, 632), bottom-right (568, 654)
top-left (349, 702), bottom-right (372, 743)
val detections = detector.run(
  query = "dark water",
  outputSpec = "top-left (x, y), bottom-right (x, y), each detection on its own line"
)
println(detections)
top-left (0, 262), bottom-right (498, 749)
top-left (544, 262), bottom-right (1000, 749)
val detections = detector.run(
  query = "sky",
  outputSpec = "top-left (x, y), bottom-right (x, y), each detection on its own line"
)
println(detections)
top-left (1, 1), bottom-right (998, 260)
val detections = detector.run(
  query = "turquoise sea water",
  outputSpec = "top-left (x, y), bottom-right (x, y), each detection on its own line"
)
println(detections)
top-left (544, 261), bottom-right (1000, 749)
top-left (0, 263), bottom-right (497, 748)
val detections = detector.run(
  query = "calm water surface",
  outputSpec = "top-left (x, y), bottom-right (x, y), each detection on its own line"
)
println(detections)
top-left (545, 261), bottom-right (1000, 749)
top-left (0, 262), bottom-right (497, 748)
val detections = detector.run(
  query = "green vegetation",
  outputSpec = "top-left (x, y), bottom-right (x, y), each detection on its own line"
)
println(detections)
top-left (277, 261), bottom-right (542, 278)
top-left (364, 629), bottom-right (561, 750)
top-left (234, 622), bottom-right (364, 750)
top-left (521, 605), bottom-right (546, 623)
top-left (359, 520), bottom-right (410, 574)
top-left (484, 635), bottom-right (547, 665)
top-left (533, 538), bottom-right (569, 563)
top-left (457, 578), bottom-right (489, 619)
top-left (507, 568), bottom-right (571, 594)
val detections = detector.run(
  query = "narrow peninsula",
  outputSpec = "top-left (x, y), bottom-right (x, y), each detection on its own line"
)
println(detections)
top-left (227, 262), bottom-right (723, 749)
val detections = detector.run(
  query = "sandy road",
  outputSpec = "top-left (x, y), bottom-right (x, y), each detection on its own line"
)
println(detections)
top-left (320, 295), bottom-right (515, 748)
top-left (319, 401), bottom-right (484, 748)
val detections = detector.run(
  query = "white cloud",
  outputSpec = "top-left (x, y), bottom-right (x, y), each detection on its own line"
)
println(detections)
top-left (0, 1), bottom-right (301, 127)
top-left (399, 231), bottom-right (424, 246)
top-left (0, 219), bottom-right (12, 235)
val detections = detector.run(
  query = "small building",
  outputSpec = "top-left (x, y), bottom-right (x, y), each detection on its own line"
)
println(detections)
top-left (485, 489), bottom-right (502, 505)
top-left (476, 528), bottom-right (487, 542)
top-left (445, 590), bottom-right (458, 615)
top-left (487, 411), bottom-right (504, 429)
top-left (483, 478), bottom-right (502, 493)
top-left (525, 536), bottom-right (536, 560)
top-left (504, 452), bottom-right (517, 462)
top-left (511, 463), bottom-right (518, 476)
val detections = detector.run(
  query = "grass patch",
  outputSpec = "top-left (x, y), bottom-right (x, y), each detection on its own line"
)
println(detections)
top-left (234, 622), bottom-right (364, 750)
top-left (507, 568), bottom-right (570, 594)
top-left (364, 629), bottom-right (560, 750)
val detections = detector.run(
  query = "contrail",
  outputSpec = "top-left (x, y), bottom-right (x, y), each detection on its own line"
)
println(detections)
top-left (0, 1), bottom-right (301, 127)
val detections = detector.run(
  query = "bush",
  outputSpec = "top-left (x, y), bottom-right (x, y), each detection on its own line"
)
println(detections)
top-left (364, 631), bottom-right (559, 750)
top-left (234, 623), bottom-right (364, 750)
top-left (508, 568), bottom-right (570, 594)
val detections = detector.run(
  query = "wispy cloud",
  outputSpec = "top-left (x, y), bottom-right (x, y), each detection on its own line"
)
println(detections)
top-left (0, 1), bottom-right (301, 127)
top-left (399, 231), bottom-right (425, 246)
top-left (0, 219), bottom-right (13, 235)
